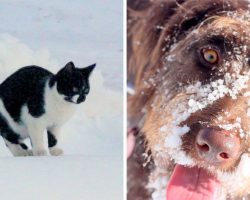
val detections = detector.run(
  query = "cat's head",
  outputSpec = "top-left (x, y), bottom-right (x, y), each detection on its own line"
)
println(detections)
top-left (53, 61), bottom-right (95, 104)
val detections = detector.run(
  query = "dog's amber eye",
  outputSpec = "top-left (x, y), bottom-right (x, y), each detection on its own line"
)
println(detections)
top-left (201, 48), bottom-right (219, 64)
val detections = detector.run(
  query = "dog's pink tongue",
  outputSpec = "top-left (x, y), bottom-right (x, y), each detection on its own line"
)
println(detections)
top-left (166, 165), bottom-right (220, 200)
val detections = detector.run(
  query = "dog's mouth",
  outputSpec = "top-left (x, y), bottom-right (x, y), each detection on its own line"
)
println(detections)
top-left (166, 165), bottom-right (220, 200)
top-left (164, 129), bottom-right (240, 200)
top-left (163, 126), bottom-right (228, 200)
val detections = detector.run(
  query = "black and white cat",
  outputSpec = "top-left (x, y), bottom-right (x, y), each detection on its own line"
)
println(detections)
top-left (0, 61), bottom-right (95, 156)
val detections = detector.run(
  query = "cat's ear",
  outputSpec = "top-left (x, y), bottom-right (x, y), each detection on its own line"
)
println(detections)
top-left (63, 61), bottom-right (75, 72)
top-left (81, 63), bottom-right (96, 77)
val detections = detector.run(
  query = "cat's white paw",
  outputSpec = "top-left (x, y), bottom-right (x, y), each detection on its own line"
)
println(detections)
top-left (26, 150), bottom-right (33, 156)
top-left (49, 147), bottom-right (64, 156)
top-left (15, 150), bottom-right (33, 157)
top-left (33, 149), bottom-right (48, 156)
top-left (22, 150), bottom-right (33, 156)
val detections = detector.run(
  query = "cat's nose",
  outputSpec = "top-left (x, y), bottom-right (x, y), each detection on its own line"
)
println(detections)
top-left (83, 87), bottom-right (89, 94)
top-left (84, 90), bottom-right (89, 95)
top-left (195, 127), bottom-right (240, 167)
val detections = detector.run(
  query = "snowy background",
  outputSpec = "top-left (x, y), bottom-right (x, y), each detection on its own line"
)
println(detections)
top-left (0, 1), bottom-right (123, 199)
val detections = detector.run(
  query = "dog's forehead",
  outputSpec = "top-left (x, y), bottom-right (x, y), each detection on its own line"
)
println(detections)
top-left (165, 17), bottom-right (250, 67)
top-left (198, 14), bottom-right (250, 43)
top-left (170, 12), bottom-right (249, 48)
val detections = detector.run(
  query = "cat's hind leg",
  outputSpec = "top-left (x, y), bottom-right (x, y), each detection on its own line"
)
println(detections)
top-left (0, 116), bottom-right (32, 156)
top-left (48, 126), bottom-right (63, 156)
top-left (3, 139), bottom-right (32, 156)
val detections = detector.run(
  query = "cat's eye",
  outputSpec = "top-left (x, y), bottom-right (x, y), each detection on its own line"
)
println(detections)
top-left (73, 87), bottom-right (79, 92)
top-left (201, 48), bottom-right (219, 65)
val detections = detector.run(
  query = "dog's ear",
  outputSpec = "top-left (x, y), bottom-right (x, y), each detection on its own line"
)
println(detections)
top-left (128, 1), bottom-right (180, 86)
top-left (127, 0), bottom-right (152, 11)
top-left (128, 1), bottom-right (184, 123)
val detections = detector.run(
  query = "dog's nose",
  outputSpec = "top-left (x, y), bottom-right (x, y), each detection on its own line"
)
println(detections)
top-left (195, 127), bottom-right (240, 166)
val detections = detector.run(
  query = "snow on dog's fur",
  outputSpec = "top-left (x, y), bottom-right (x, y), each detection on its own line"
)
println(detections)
top-left (127, 0), bottom-right (250, 199)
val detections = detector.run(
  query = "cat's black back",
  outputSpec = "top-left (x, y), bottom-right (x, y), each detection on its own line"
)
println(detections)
top-left (0, 66), bottom-right (53, 122)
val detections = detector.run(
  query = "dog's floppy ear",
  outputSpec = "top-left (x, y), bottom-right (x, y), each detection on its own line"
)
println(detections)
top-left (128, 1), bottom-right (182, 123)
top-left (128, 1), bottom-right (180, 86)
top-left (127, 0), bottom-right (151, 11)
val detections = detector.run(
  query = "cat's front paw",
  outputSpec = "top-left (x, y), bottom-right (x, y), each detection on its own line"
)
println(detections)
top-left (33, 149), bottom-right (48, 156)
top-left (49, 147), bottom-right (64, 156)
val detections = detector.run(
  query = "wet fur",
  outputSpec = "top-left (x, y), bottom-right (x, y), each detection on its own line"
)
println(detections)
top-left (128, 0), bottom-right (250, 199)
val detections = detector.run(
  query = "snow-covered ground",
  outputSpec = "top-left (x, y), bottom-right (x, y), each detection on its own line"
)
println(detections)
top-left (0, 1), bottom-right (123, 199)
top-left (0, 156), bottom-right (122, 200)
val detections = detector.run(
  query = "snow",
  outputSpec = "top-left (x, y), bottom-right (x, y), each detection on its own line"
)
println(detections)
top-left (218, 153), bottom-right (250, 196)
top-left (0, 1), bottom-right (123, 199)
top-left (148, 167), bottom-right (169, 200)
top-left (159, 65), bottom-right (250, 162)
top-left (0, 0), bottom-right (123, 90)
top-left (0, 156), bottom-right (122, 200)
top-left (164, 126), bottom-right (190, 148)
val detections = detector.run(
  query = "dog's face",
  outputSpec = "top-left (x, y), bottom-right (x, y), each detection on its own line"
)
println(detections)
top-left (151, 14), bottom-right (250, 168)
top-left (128, 0), bottom-right (250, 199)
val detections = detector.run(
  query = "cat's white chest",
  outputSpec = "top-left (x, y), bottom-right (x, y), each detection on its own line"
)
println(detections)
top-left (46, 98), bottom-right (76, 126)
top-left (44, 83), bottom-right (77, 126)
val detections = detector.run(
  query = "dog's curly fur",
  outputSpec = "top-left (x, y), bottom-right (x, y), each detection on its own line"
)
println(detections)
top-left (127, 0), bottom-right (250, 199)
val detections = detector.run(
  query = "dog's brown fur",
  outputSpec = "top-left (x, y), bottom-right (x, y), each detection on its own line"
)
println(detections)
top-left (128, 0), bottom-right (250, 199)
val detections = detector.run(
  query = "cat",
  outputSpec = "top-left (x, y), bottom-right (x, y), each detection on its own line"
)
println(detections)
top-left (0, 61), bottom-right (95, 156)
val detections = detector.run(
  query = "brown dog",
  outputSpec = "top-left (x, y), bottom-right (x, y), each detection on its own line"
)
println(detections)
top-left (127, 0), bottom-right (250, 199)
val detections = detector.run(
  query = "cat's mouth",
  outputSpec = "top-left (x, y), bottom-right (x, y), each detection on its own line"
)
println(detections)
top-left (64, 96), bottom-right (74, 103)
top-left (64, 96), bottom-right (86, 104)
